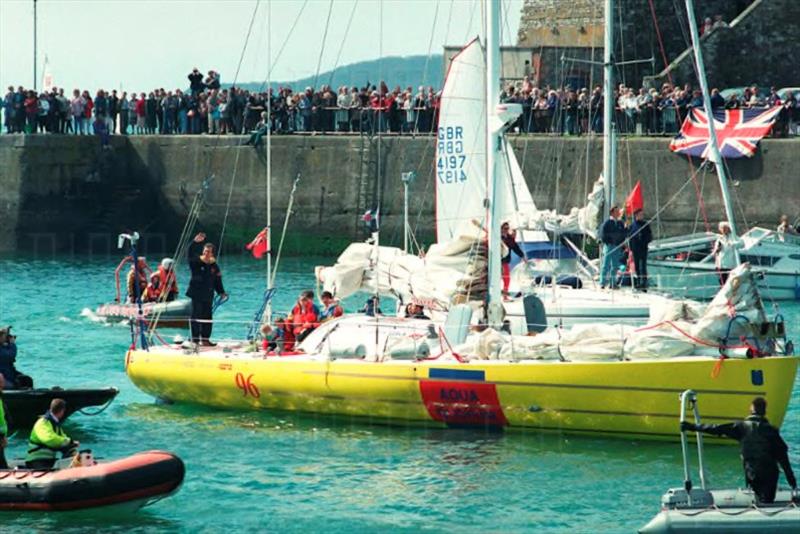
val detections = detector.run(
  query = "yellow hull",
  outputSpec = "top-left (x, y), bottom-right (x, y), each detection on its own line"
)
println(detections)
top-left (125, 348), bottom-right (798, 441)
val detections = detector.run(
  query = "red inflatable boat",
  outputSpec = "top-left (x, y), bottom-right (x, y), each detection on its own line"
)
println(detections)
top-left (0, 450), bottom-right (185, 512)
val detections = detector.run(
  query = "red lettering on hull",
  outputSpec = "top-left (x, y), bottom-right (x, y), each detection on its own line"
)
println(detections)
top-left (419, 381), bottom-right (508, 427)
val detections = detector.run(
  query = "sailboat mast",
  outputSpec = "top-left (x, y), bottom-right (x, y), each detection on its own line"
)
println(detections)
top-left (33, 0), bottom-right (38, 91)
top-left (266, 0), bottom-right (273, 320)
top-left (683, 0), bottom-right (738, 237)
top-left (486, 0), bottom-right (503, 325)
top-left (602, 0), bottom-right (615, 208)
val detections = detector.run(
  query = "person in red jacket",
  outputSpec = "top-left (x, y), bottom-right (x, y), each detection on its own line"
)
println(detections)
top-left (290, 290), bottom-right (319, 343)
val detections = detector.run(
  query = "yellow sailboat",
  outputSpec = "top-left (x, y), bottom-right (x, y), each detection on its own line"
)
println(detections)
top-left (126, 339), bottom-right (797, 441)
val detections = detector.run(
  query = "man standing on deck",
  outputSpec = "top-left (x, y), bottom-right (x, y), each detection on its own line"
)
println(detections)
top-left (501, 222), bottom-right (525, 298)
top-left (187, 232), bottom-right (227, 346)
top-left (681, 397), bottom-right (797, 503)
top-left (628, 209), bottom-right (652, 291)
top-left (599, 207), bottom-right (625, 289)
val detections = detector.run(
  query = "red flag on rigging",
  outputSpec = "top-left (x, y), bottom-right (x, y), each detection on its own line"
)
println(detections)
top-left (625, 181), bottom-right (643, 215)
top-left (245, 227), bottom-right (269, 259)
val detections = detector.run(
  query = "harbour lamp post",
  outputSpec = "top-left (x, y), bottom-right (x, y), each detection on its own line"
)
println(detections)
top-left (401, 171), bottom-right (417, 253)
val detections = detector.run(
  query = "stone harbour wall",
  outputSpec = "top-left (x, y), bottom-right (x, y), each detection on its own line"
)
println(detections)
top-left (0, 134), bottom-right (798, 257)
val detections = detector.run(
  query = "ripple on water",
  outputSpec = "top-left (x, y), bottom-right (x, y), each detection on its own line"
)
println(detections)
top-left (0, 255), bottom-right (798, 532)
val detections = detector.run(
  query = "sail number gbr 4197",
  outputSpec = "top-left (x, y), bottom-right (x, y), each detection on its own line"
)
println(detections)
top-left (437, 126), bottom-right (467, 184)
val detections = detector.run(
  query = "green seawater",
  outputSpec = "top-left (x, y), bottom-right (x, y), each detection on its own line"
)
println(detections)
top-left (0, 255), bottom-right (798, 533)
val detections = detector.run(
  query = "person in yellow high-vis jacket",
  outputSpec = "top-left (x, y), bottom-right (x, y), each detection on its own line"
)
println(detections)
top-left (0, 374), bottom-right (8, 469)
top-left (25, 399), bottom-right (78, 469)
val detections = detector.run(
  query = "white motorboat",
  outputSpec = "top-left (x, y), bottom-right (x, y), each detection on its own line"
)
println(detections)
top-left (649, 227), bottom-right (800, 301)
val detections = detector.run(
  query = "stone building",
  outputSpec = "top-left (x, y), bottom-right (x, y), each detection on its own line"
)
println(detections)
top-left (515, 0), bottom-right (799, 90)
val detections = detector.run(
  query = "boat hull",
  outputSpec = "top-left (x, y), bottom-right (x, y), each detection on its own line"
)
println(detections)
top-left (639, 488), bottom-right (800, 533)
top-left (649, 261), bottom-right (800, 301)
top-left (3, 387), bottom-right (119, 431)
top-left (125, 348), bottom-right (798, 441)
top-left (0, 450), bottom-right (184, 512)
top-left (95, 299), bottom-right (192, 328)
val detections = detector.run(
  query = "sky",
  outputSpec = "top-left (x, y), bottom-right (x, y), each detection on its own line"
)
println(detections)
top-left (0, 0), bottom-right (523, 92)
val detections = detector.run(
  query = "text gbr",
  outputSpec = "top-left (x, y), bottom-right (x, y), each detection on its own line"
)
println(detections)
top-left (437, 126), bottom-right (467, 184)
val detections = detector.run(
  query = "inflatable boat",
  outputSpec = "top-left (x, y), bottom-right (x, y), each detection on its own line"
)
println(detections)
top-left (95, 250), bottom-right (189, 329)
top-left (640, 487), bottom-right (800, 533)
top-left (639, 391), bottom-right (800, 533)
top-left (95, 299), bottom-right (192, 329)
top-left (3, 387), bottom-right (119, 431)
top-left (0, 450), bottom-right (185, 512)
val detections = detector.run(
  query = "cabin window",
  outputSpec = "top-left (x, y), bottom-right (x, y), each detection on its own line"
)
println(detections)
top-left (740, 254), bottom-right (779, 267)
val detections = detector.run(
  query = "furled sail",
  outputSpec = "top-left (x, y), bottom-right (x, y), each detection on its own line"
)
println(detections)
top-left (515, 176), bottom-right (605, 238)
top-left (315, 237), bottom-right (487, 309)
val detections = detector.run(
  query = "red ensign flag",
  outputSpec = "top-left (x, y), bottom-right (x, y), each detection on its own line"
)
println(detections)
top-left (625, 181), bottom-right (643, 215)
top-left (245, 228), bottom-right (269, 259)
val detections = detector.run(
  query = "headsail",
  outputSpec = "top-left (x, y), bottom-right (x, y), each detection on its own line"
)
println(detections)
top-left (436, 39), bottom-right (487, 242)
top-left (436, 40), bottom-right (536, 241)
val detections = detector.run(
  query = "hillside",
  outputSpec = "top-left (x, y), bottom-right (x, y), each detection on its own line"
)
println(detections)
top-left (238, 54), bottom-right (444, 92)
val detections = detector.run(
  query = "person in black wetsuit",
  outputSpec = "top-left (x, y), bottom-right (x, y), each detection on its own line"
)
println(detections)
top-left (186, 232), bottom-right (227, 346)
top-left (681, 397), bottom-right (797, 503)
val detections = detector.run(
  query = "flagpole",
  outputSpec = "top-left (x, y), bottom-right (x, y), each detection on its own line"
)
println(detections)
top-left (684, 0), bottom-right (738, 238)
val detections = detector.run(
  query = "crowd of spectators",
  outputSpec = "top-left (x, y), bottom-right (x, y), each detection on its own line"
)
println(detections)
top-left (2, 67), bottom-right (798, 138)
top-left (1, 68), bottom-right (443, 138)
top-left (501, 79), bottom-right (800, 137)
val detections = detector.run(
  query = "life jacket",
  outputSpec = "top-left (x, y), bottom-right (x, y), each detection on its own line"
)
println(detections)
top-left (157, 267), bottom-right (179, 297)
top-left (127, 268), bottom-right (148, 303)
top-left (26, 411), bottom-right (72, 464)
top-left (281, 321), bottom-right (296, 351)
top-left (143, 275), bottom-right (162, 302)
top-left (290, 301), bottom-right (319, 335)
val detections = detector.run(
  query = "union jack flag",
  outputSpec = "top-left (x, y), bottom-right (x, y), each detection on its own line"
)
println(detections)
top-left (669, 106), bottom-right (782, 159)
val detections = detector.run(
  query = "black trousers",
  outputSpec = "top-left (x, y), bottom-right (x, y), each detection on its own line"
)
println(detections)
top-left (0, 446), bottom-right (7, 469)
top-left (190, 299), bottom-right (213, 342)
top-left (26, 458), bottom-right (56, 469)
top-left (632, 248), bottom-right (648, 289)
top-left (747, 467), bottom-right (779, 503)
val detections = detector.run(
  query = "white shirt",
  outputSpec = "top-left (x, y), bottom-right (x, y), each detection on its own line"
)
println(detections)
top-left (713, 233), bottom-right (739, 269)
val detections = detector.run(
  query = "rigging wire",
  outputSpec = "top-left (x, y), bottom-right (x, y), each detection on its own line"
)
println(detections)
top-left (257, 0), bottom-right (310, 92)
top-left (327, 0), bottom-right (360, 87)
top-left (443, 0), bottom-right (455, 46)
top-left (413, 0), bottom-right (441, 134)
top-left (462, 0), bottom-right (477, 45)
top-left (313, 0), bottom-right (336, 90)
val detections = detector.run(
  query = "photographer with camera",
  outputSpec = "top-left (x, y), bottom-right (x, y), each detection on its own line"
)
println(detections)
top-left (0, 326), bottom-right (33, 389)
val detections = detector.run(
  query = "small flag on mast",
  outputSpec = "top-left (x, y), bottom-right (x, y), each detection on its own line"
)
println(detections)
top-left (362, 209), bottom-right (379, 234)
top-left (625, 180), bottom-right (643, 215)
top-left (245, 227), bottom-right (269, 259)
